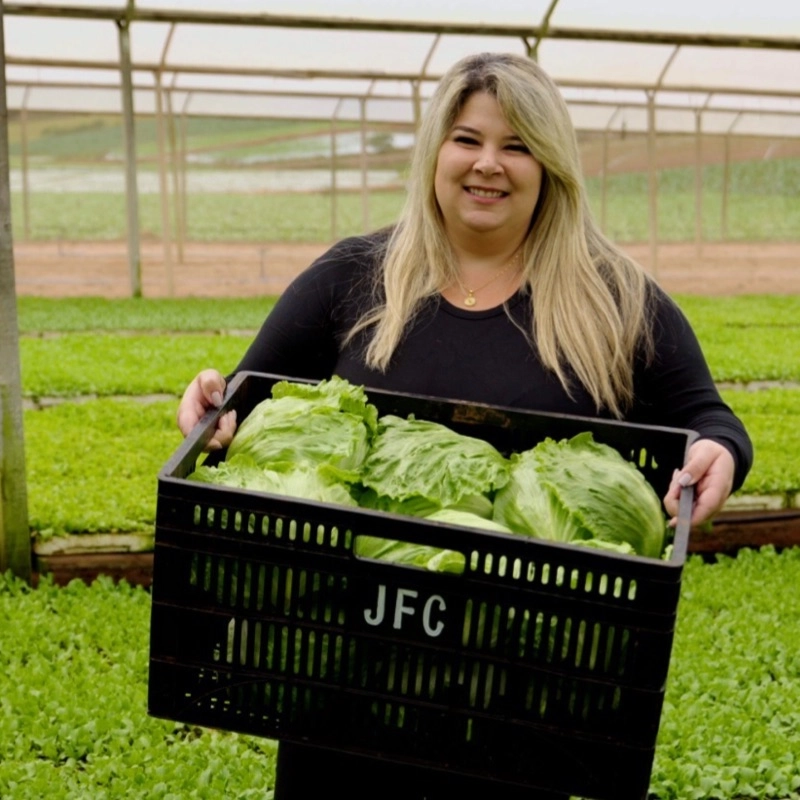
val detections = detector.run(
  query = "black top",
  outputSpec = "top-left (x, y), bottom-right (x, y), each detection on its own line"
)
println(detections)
top-left (236, 232), bottom-right (753, 491)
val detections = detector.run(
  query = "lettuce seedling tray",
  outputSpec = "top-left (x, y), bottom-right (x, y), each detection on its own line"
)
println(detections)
top-left (148, 371), bottom-right (696, 800)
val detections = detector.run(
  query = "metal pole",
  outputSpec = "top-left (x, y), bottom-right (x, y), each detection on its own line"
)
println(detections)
top-left (645, 47), bottom-right (680, 277)
top-left (154, 71), bottom-right (174, 295)
top-left (359, 96), bottom-right (369, 233)
top-left (20, 86), bottom-right (30, 240)
top-left (647, 90), bottom-right (658, 276)
top-left (180, 91), bottom-right (192, 245)
top-left (721, 112), bottom-right (741, 241)
top-left (117, 14), bottom-right (142, 297)
top-left (329, 100), bottom-right (342, 241)
top-left (0, 2), bottom-right (32, 582)
top-left (166, 86), bottom-right (184, 263)
top-left (413, 34), bottom-right (439, 130)
top-left (600, 127), bottom-right (609, 232)
top-left (600, 107), bottom-right (622, 234)
top-left (695, 109), bottom-right (703, 257)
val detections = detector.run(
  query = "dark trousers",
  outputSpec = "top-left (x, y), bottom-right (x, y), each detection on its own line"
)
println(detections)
top-left (274, 742), bottom-right (570, 800)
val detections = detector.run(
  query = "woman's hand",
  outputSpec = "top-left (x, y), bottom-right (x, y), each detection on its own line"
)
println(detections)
top-left (663, 439), bottom-right (735, 528)
top-left (176, 369), bottom-right (237, 451)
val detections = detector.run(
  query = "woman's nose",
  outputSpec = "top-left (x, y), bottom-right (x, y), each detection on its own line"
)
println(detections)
top-left (473, 147), bottom-right (502, 175)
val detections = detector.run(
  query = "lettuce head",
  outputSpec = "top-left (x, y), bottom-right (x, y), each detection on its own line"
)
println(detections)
top-left (359, 415), bottom-right (509, 509)
top-left (225, 376), bottom-right (378, 480)
top-left (492, 432), bottom-right (666, 559)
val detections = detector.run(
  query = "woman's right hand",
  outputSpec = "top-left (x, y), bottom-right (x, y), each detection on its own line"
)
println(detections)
top-left (177, 369), bottom-right (238, 451)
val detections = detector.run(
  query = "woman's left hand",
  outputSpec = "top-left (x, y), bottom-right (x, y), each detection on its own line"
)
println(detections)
top-left (663, 439), bottom-right (736, 528)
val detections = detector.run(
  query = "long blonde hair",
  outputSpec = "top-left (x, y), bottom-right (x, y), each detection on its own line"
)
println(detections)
top-left (350, 52), bottom-right (654, 418)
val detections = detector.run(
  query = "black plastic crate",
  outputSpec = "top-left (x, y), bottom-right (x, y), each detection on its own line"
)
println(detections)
top-left (149, 371), bottom-right (696, 800)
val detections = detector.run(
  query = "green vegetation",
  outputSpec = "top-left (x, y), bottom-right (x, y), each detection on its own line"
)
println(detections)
top-left (6, 113), bottom-right (337, 163)
top-left (21, 388), bottom-right (797, 540)
top-left (15, 295), bottom-right (799, 540)
top-left (11, 190), bottom-right (406, 242)
top-left (585, 158), bottom-right (800, 242)
top-left (2, 547), bottom-right (799, 799)
top-left (677, 295), bottom-right (800, 384)
top-left (722, 389), bottom-right (800, 495)
top-left (16, 296), bottom-right (275, 333)
top-left (0, 573), bottom-right (277, 799)
top-left (24, 399), bottom-right (181, 538)
top-left (11, 183), bottom-right (800, 243)
top-left (652, 547), bottom-right (800, 799)
top-left (7, 112), bottom-right (799, 800)
top-left (7, 291), bottom-right (800, 799)
top-left (21, 334), bottom-right (249, 397)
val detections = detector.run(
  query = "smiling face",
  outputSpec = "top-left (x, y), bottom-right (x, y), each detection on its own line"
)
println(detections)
top-left (434, 91), bottom-right (544, 251)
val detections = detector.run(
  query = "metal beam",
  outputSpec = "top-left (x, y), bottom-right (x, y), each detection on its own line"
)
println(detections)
top-left (4, 3), bottom-right (800, 52)
top-left (7, 55), bottom-right (800, 101)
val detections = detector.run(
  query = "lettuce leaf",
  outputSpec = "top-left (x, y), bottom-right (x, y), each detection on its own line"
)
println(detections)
top-left (188, 454), bottom-right (359, 507)
top-left (492, 432), bottom-right (666, 558)
top-left (225, 376), bottom-right (378, 479)
top-left (360, 415), bottom-right (509, 508)
top-left (354, 535), bottom-right (465, 574)
top-left (424, 508), bottom-right (513, 533)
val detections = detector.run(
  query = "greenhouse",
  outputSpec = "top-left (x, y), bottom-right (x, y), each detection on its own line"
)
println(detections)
top-left (1, 3), bottom-right (799, 799)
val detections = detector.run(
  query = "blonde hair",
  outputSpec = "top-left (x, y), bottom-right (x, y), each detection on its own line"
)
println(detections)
top-left (350, 52), bottom-right (654, 418)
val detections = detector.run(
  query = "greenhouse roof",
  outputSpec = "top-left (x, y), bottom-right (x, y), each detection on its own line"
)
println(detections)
top-left (3, 0), bottom-right (800, 135)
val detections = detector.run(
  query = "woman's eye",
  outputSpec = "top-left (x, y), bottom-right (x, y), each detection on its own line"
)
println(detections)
top-left (506, 143), bottom-right (530, 153)
top-left (454, 135), bottom-right (479, 145)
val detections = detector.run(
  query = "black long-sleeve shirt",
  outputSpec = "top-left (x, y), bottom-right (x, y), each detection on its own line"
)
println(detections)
top-left (236, 233), bottom-right (753, 491)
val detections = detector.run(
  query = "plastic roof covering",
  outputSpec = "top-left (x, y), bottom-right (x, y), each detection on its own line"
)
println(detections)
top-left (4, 0), bottom-right (800, 136)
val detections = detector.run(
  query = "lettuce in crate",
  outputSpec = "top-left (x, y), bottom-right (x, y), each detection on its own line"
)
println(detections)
top-left (493, 432), bottom-right (668, 559)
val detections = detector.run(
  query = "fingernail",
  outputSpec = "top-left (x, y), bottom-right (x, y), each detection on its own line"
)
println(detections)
top-left (211, 391), bottom-right (223, 407)
top-left (678, 472), bottom-right (693, 487)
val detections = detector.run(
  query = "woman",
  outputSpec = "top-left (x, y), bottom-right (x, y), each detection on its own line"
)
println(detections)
top-left (176, 52), bottom-right (752, 799)
top-left (178, 51), bottom-right (751, 528)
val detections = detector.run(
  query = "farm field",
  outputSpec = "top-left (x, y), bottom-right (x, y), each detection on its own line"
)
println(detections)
top-left (14, 294), bottom-right (800, 557)
top-left (2, 548), bottom-right (799, 799)
top-left (6, 116), bottom-right (800, 800)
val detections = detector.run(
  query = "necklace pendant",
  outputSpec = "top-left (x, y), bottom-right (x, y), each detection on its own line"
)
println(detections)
top-left (464, 293), bottom-right (477, 307)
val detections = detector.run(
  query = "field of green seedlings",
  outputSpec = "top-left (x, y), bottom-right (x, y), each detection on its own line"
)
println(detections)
top-left (3, 550), bottom-right (799, 799)
top-left (4, 293), bottom-right (800, 799)
top-left (18, 294), bottom-right (800, 540)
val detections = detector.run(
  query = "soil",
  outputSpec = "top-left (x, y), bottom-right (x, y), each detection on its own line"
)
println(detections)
top-left (12, 238), bottom-right (800, 298)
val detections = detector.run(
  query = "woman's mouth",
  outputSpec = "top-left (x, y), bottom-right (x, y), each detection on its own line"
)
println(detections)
top-left (465, 186), bottom-right (507, 199)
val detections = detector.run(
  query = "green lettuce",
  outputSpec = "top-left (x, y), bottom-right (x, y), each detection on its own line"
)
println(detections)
top-left (359, 415), bottom-right (509, 508)
top-left (424, 508), bottom-right (513, 534)
top-left (357, 489), bottom-right (494, 520)
top-left (354, 535), bottom-right (465, 574)
top-left (188, 454), bottom-right (359, 507)
top-left (492, 432), bottom-right (666, 558)
top-left (225, 376), bottom-right (378, 480)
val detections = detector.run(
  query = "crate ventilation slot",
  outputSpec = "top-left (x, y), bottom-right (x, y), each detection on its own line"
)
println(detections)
top-left (188, 552), bottom-right (348, 620)
top-left (192, 504), bottom-right (351, 549)
top-left (468, 553), bottom-right (638, 602)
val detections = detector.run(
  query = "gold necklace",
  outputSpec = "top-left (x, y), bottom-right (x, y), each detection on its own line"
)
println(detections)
top-left (454, 251), bottom-right (522, 307)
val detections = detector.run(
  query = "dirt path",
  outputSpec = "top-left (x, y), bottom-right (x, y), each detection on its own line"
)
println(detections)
top-left (12, 239), bottom-right (800, 298)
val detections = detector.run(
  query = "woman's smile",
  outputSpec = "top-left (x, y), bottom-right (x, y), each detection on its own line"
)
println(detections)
top-left (464, 186), bottom-right (509, 200)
